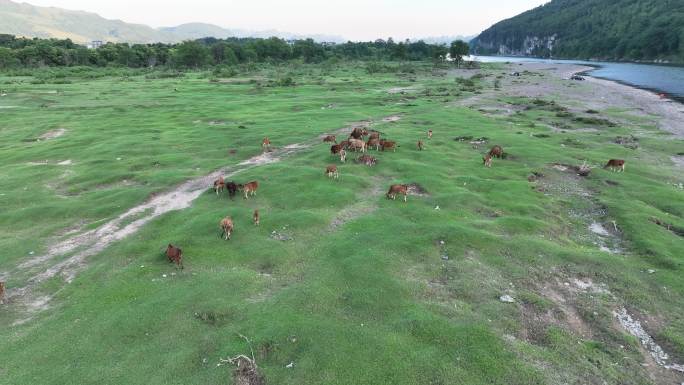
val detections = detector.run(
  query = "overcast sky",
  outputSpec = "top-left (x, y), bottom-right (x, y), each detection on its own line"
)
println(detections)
top-left (22, 0), bottom-right (549, 40)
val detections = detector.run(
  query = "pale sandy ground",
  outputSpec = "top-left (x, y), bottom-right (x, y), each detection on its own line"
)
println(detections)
top-left (453, 62), bottom-right (684, 140)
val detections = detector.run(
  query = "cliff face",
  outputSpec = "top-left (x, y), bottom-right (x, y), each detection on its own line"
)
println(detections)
top-left (476, 35), bottom-right (559, 57)
top-left (471, 0), bottom-right (684, 63)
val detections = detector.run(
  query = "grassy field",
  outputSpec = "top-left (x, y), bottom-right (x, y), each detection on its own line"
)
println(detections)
top-left (0, 62), bottom-right (682, 385)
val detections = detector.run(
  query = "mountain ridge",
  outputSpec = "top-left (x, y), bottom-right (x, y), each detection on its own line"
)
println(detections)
top-left (0, 0), bottom-right (345, 43)
top-left (471, 0), bottom-right (684, 63)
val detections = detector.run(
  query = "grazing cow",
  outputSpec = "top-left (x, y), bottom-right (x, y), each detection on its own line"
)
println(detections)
top-left (220, 217), bottom-right (234, 240)
top-left (165, 244), bottom-right (184, 269)
top-left (213, 176), bottom-right (225, 196)
top-left (488, 145), bottom-right (504, 158)
top-left (369, 131), bottom-right (381, 140)
top-left (326, 165), bottom-right (339, 179)
top-left (386, 184), bottom-right (409, 202)
top-left (339, 140), bottom-right (351, 150)
top-left (417, 140), bottom-right (424, 151)
top-left (0, 281), bottom-right (5, 304)
top-left (225, 181), bottom-right (238, 199)
top-left (241, 181), bottom-right (259, 199)
top-left (350, 127), bottom-right (364, 140)
top-left (604, 159), bottom-right (625, 172)
top-left (348, 139), bottom-right (367, 153)
top-left (361, 129), bottom-right (369, 138)
top-left (340, 149), bottom-right (347, 163)
top-left (483, 153), bottom-right (493, 168)
top-left (356, 154), bottom-right (378, 167)
top-left (331, 144), bottom-right (344, 155)
top-left (428, 130), bottom-right (433, 139)
top-left (381, 140), bottom-right (397, 152)
top-left (323, 135), bottom-right (337, 143)
top-left (253, 210), bottom-right (260, 226)
top-left (367, 137), bottom-right (381, 151)
top-left (262, 137), bottom-right (271, 151)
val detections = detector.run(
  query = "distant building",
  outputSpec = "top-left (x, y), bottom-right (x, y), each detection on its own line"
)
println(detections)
top-left (86, 40), bottom-right (104, 49)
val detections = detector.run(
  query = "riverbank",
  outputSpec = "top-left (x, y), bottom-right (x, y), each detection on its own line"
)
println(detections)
top-left (577, 67), bottom-right (684, 139)
top-left (457, 62), bottom-right (684, 139)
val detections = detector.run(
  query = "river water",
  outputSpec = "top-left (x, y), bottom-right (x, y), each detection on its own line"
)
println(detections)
top-left (473, 56), bottom-right (684, 102)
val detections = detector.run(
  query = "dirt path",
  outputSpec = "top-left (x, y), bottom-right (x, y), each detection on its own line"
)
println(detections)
top-left (5, 117), bottom-right (393, 321)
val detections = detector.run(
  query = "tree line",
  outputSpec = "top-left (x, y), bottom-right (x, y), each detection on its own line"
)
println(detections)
top-left (0, 34), bottom-right (470, 69)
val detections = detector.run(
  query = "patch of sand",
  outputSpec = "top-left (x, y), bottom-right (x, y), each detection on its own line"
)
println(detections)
top-left (39, 128), bottom-right (66, 140)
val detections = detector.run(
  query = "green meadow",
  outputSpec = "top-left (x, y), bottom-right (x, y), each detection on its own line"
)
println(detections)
top-left (0, 62), bottom-right (682, 385)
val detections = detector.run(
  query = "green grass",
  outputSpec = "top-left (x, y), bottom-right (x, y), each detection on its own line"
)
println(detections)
top-left (0, 63), bottom-right (682, 385)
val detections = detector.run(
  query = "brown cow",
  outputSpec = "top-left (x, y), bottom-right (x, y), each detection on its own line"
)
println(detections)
top-left (323, 135), bottom-right (337, 143)
top-left (417, 140), bottom-right (424, 151)
top-left (488, 145), bottom-right (504, 158)
top-left (381, 140), bottom-right (397, 152)
top-left (339, 140), bottom-right (351, 150)
top-left (361, 129), bottom-right (369, 138)
top-left (604, 159), bottom-right (625, 172)
top-left (326, 165), bottom-right (339, 179)
top-left (369, 131), bottom-right (381, 140)
top-left (387, 184), bottom-right (408, 202)
top-left (428, 130), bottom-right (433, 139)
top-left (0, 281), bottom-right (5, 304)
top-left (165, 244), bottom-right (184, 269)
top-left (220, 217), bottom-right (234, 240)
top-left (367, 137), bottom-right (381, 151)
top-left (253, 210), bottom-right (260, 226)
top-left (213, 176), bottom-right (225, 196)
top-left (348, 139), bottom-right (366, 153)
top-left (483, 153), bottom-right (493, 168)
top-left (350, 127), bottom-right (364, 139)
top-left (356, 154), bottom-right (378, 167)
top-left (241, 181), bottom-right (259, 199)
top-left (331, 144), bottom-right (344, 155)
top-left (262, 137), bottom-right (271, 151)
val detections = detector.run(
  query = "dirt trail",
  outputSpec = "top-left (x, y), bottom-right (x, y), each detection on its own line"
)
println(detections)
top-left (5, 117), bottom-right (395, 319)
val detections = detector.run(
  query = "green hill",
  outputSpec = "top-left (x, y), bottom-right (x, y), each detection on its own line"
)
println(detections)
top-left (0, 1), bottom-right (344, 44)
top-left (0, 0), bottom-right (170, 43)
top-left (471, 0), bottom-right (684, 63)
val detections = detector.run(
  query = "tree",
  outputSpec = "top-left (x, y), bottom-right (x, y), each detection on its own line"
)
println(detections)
top-left (449, 40), bottom-right (469, 67)
top-left (173, 41), bottom-right (210, 68)
top-left (0, 47), bottom-right (18, 68)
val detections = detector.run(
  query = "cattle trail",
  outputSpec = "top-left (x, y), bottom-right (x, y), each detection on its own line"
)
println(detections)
top-left (4, 116), bottom-right (400, 321)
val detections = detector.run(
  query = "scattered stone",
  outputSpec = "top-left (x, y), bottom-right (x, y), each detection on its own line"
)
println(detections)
top-left (499, 295), bottom-right (515, 303)
top-left (286, 362), bottom-right (294, 368)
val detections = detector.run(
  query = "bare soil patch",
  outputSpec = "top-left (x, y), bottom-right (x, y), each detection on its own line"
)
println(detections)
top-left (38, 128), bottom-right (66, 140)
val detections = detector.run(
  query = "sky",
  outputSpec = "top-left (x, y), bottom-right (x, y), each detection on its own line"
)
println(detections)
top-left (21, 0), bottom-right (549, 41)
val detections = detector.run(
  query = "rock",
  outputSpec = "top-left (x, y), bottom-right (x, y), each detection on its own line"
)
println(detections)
top-left (648, 269), bottom-right (656, 274)
top-left (286, 362), bottom-right (294, 368)
top-left (499, 295), bottom-right (515, 303)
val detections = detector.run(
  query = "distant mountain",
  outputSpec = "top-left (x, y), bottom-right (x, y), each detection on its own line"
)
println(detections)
top-left (471, 0), bottom-right (684, 63)
top-left (0, 0), bottom-right (168, 43)
top-left (0, 0), bottom-right (345, 43)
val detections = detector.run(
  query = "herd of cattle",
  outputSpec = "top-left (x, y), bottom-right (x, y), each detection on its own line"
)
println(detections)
top-left (0, 124), bottom-right (628, 299)
top-left (159, 124), bottom-right (627, 270)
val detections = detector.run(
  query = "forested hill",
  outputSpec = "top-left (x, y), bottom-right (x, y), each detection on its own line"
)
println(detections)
top-left (471, 0), bottom-right (684, 63)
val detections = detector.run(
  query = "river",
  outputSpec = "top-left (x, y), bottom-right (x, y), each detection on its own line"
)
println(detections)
top-left (473, 56), bottom-right (684, 102)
